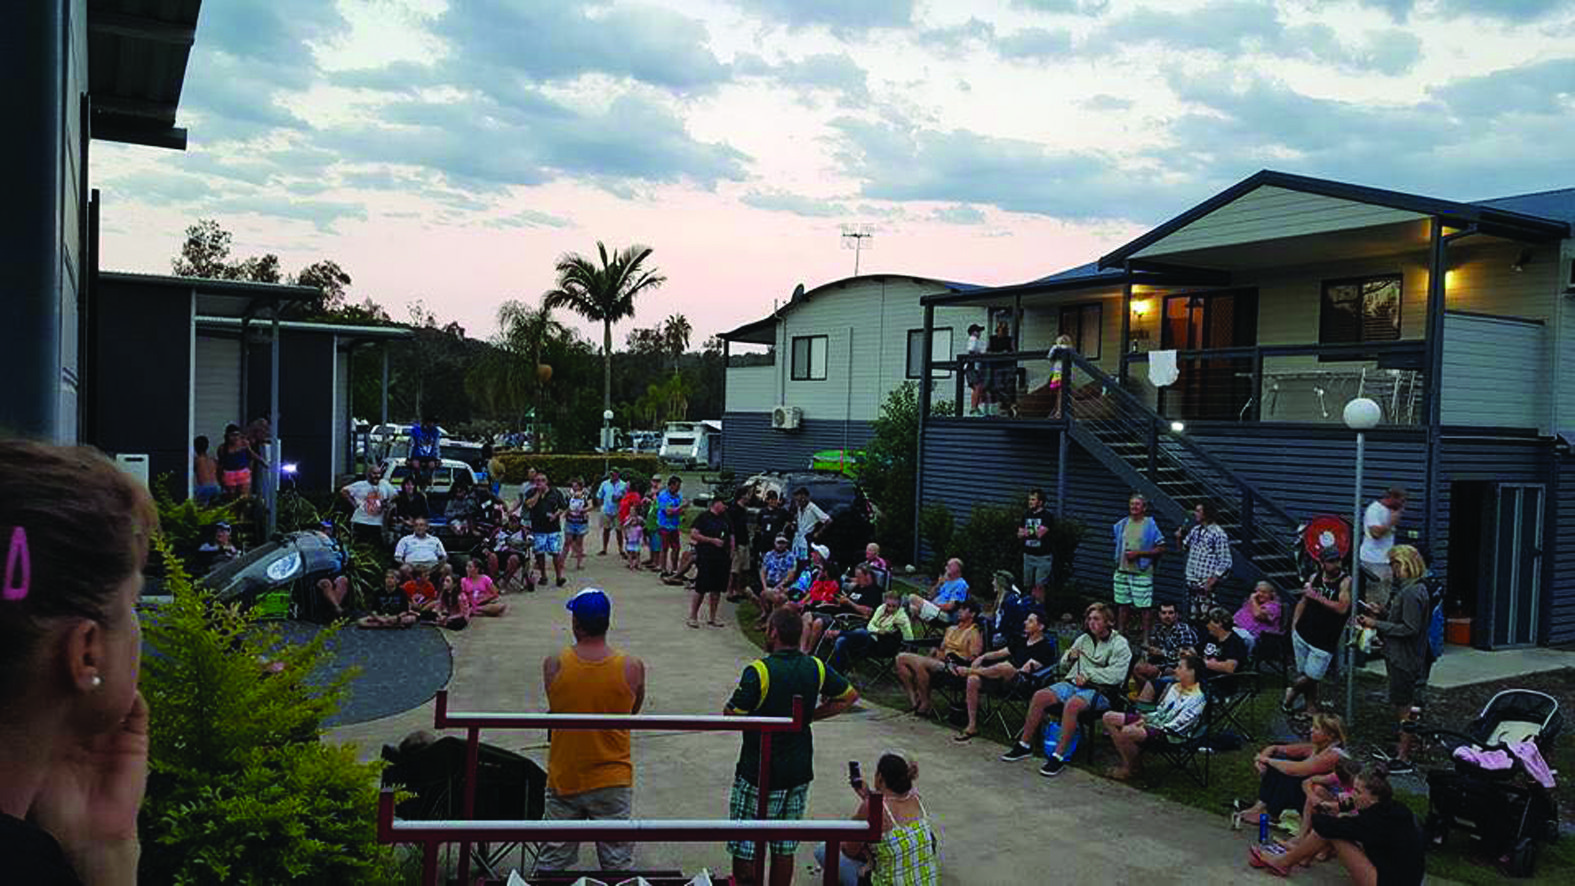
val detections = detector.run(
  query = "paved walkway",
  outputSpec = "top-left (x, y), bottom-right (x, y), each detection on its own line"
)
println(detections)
top-left (331, 549), bottom-right (1344, 883)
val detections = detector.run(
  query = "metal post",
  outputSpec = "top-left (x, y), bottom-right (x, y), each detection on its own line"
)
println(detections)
top-left (380, 344), bottom-right (390, 425)
top-left (754, 730), bottom-right (772, 886)
top-left (1119, 265), bottom-right (1134, 383)
top-left (1423, 217), bottom-right (1447, 550)
top-left (1146, 419), bottom-right (1159, 481)
top-left (267, 308), bottom-right (281, 535)
top-left (1056, 428), bottom-right (1069, 520)
top-left (458, 727), bottom-right (480, 886)
top-left (915, 303), bottom-right (935, 564)
top-left (1345, 430), bottom-right (1366, 723)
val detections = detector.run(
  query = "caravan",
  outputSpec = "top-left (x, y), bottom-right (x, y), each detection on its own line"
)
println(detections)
top-left (659, 420), bottom-right (721, 469)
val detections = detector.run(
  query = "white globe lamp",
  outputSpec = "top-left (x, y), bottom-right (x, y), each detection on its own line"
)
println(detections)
top-left (1343, 397), bottom-right (1381, 430)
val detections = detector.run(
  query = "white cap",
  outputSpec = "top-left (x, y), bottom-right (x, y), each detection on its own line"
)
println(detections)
top-left (811, 544), bottom-right (831, 560)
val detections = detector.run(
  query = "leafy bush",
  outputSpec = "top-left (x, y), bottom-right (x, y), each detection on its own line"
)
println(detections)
top-left (493, 452), bottom-right (664, 485)
top-left (151, 474), bottom-right (242, 565)
top-left (272, 493), bottom-right (385, 611)
top-left (917, 502), bottom-right (954, 577)
top-left (1047, 517), bottom-right (1087, 599)
top-left (862, 383), bottom-right (921, 565)
top-left (140, 539), bottom-right (400, 884)
top-left (948, 502), bottom-right (1023, 601)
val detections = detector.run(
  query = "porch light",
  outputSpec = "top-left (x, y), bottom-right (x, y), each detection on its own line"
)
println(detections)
top-left (1170, 421), bottom-right (1186, 433)
top-left (1343, 397), bottom-right (1381, 430)
top-left (1130, 299), bottom-right (1153, 318)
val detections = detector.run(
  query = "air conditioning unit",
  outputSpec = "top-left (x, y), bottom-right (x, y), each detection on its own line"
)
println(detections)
top-left (771, 405), bottom-right (803, 430)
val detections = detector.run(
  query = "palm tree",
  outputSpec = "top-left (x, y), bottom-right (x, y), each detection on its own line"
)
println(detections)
top-left (496, 299), bottom-right (572, 428)
top-left (661, 313), bottom-right (691, 374)
top-left (542, 242), bottom-right (667, 416)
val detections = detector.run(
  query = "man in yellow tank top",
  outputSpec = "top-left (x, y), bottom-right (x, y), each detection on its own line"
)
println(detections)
top-left (536, 588), bottom-right (647, 873)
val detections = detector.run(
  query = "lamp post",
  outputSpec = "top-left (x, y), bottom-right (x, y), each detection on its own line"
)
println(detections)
top-left (1342, 397), bottom-right (1381, 722)
top-left (602, 409), bottom-right (615, 479)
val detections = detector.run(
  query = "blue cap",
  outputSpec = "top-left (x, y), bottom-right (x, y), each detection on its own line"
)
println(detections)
top-left (565, 587), bottom-right (611, 619)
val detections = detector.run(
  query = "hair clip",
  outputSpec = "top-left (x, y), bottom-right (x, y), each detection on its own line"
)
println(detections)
top-left (4, 526), bottom-right (30, 602)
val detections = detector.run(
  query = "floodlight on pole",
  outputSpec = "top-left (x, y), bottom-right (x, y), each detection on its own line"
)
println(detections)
top-left (840, 223), bottom-right (875, 275)
top-left (1342, 396), bottom-right (1381, 723)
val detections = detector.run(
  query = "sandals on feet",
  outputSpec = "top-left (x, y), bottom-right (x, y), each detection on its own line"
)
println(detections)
top-left (1248, 845), bottom-right (1292, 877)
top-left (952, 730), bottom-right (978, 743)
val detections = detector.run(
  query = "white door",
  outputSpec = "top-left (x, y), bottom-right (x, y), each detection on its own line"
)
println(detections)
top-left (194, 336), bottom-right (242, 444)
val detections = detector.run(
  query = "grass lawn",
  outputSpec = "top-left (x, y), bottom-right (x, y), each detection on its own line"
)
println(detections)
top-left (734, 599), bottom-right (1572, 883)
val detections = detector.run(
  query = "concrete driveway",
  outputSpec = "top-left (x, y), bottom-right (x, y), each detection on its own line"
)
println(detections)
top-left (330, 529), bottom-right (1346, 884)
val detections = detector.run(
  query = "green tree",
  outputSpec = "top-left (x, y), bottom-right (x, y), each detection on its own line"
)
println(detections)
top-left (542, 242), bottom-right (667, 417)
top-left (661, 313), bottom-right (691, 373)
top-left (294, 259), bottom-right (353, 314)
top-left (492, 298), bottom-right (573, 428)
top-left (862, 382), bottom-right (922, 566)
top-left (172, 219), bottom-right (281, 282)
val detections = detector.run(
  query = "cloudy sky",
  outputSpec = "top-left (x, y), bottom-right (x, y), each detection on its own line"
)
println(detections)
top-left (96, 0), bottom-right (1575, 343)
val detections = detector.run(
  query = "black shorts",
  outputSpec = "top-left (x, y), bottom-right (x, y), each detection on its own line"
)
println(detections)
top-left (1386, 663), bottom-right (1426, 708)
top-left (695, 558), bottom-right (729, 594)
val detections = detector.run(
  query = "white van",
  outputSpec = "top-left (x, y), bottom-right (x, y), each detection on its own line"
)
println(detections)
top-left (659, 420), bottom-right (721, 468)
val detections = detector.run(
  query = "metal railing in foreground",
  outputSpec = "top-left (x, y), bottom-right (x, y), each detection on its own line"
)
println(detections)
top-left (392, 689), bottom-right (857, 885)
top-left (377, 789), bottom-right (883, 885)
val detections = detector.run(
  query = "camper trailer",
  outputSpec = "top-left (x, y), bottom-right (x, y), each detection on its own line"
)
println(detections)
top-left (660, 420), bottom-right (721, 469)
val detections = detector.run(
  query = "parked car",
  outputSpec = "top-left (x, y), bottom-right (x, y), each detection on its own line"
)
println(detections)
top-left (735, 471), bottom-right (881, 570)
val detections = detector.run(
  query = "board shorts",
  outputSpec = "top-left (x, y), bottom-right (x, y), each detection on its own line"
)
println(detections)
top-left (696, 558), bottom-right (729, 594)
top-left (1292, 629), bottom-right (1335, 681)
top-left (222, 468), bottom-right (251, 487)
top-left (532, 531), bottom-right (564, 555)
top-left (726, 776), bottom-right (809, 860)
top-left (731, 546), bottom-right (752, 573)
top-left (1113, 570), bottom-right (1155, 608)
top-left (1048, 681), bottom-right (1108, 710)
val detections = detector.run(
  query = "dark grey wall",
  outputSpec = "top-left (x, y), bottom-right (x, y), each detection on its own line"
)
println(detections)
top-left (919, 420), bottom-right (1192, 607)
top-left (0, 0), bottom-right (73, 440)
top-left (722, 411), bottom-right (874, 476)
top-left (247, 333), bottom-right (336, 492)
top-left (92, 279), bottom-right (190, 491)
top-left (1549, 453), bottom-right (1575, 644)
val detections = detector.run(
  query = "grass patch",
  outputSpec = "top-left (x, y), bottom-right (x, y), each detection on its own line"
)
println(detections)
top-left (732, 601), bottom-right (1574, 884)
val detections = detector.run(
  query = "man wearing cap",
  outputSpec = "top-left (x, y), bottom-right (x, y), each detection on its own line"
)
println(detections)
top-left (197, 521), bottom-right (240, 570)
top-left (688, 497), bottom-right (733, 629)
top-left (1285, 547), bottom-right (1352, 715)
top-left (755, 535), bottom-right (798, 625)
top-left (724, 607), bottom-right (858, 885)
top-left (538, 589), bottom-right (647, 873)
top-left (596, 469), bottom-right (628, 556)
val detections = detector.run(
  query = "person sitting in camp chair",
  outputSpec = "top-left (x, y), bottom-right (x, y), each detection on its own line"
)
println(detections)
top-left (1099, 653), bottom-right (1207, 781)
top-left (802, 564), bottom-right (885, 656)
top-left (826, 586), bottom-right (915, 673)
top-left (1001, 602), bottom-right (1132, 777)
top-left (953, 610), bottom-right (1055, 742)
top-left (894, 599), bottom-right (984, 717)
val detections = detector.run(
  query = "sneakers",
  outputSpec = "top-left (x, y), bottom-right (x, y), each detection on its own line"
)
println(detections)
top-left (1000, 743), bottom-right (1035, 762)
top-left (1039, 756), bottom-right (1066, 777)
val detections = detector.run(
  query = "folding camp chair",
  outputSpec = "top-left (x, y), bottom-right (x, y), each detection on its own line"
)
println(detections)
top-left (381, 736), bottom-right (548, 877)
top-left (1204, 670), bottom-right (1260, 743)
top-left (1145, 692), bottom-right (1215, 787)
top-left (980, 661), bottom-right (1058, 739)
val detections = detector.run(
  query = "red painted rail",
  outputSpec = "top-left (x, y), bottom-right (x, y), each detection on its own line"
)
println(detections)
top-left (382, 689), bottom-right (868, 885)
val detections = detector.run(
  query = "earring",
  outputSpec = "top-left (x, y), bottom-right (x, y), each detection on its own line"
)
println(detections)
top-left (89, 675), bottom-right (102, 689)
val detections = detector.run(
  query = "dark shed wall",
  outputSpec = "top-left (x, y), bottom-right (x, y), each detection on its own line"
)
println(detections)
top-left (92, 279), bottom-right (190, 490)
top-left (246, 333), bottom-right (335, 491)
top-left (919, 421), bottom-right (1191, 605)
top-left (722, 411), bottom-right (874, 476)
top-left (1548, 452), bottom-right (1575, 644)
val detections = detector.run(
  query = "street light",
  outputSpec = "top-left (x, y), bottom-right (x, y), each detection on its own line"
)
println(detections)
top-left (602, 409), bottom-right (615, 478)
top-left (1343, 397), bottom-right (1381, 721)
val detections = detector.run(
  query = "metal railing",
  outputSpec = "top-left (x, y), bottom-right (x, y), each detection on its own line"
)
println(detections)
top-left (379, 690), bottom-right (878, 886)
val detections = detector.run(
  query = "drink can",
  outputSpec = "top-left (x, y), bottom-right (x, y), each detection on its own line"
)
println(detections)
top-left (1259, 812), bottom-right (1270, 844)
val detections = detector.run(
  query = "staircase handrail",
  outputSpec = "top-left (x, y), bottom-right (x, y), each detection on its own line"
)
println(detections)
top-left (1062, 350), bottom-right (1303, 536)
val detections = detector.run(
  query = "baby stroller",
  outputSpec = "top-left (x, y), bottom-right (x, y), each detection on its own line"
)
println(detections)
top-left (1415, 689), bottom-right (1562, 877)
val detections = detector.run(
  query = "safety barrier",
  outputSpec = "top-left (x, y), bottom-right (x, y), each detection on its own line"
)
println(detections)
top-left (378, 689), bottom-right (882, 885)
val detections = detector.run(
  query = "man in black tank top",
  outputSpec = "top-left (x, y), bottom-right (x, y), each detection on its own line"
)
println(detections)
top-left (1286, 547), bottom-right (1352, 715)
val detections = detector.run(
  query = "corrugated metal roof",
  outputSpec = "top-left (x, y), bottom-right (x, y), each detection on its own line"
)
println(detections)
top-left (88, 0), bottom-right (202, 149)
top-left (1474, 188), bottom-right (1575, 226)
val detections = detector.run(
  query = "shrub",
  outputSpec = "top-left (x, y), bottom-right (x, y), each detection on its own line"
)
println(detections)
top-left (948, 502), bottom-right (1023, 600)
top-left (151, 474), bottom-right (243, 565)
top-left (493, 452), bottom-right (664, 486)
top-left (139, 538), bottom-right (400, 884)
top-left (862, 383), bottom-right (921, 565)
top-left (917, 502), bottom-right (954, 577)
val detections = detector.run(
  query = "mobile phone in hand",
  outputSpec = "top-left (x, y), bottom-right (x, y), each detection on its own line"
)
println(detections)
top-left (848, 760), bottom-right (863, 791)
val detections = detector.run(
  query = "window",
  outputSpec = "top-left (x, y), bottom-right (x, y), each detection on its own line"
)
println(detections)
top-left (905, 327), bottom-right (954, 379)
top-left (1320, 275), bottom-right (1402, 344)
top-left (790, 335), bottom-right (828, 381)
top-left (1058, 303), bottom-right (1103, 360)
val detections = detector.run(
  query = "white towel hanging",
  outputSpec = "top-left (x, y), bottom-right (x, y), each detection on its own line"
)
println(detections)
top-left (1149, 349), bottom-right (1179, 387)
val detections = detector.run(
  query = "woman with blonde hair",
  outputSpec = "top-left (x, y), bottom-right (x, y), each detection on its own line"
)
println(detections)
top-left (1231, 713), bottom-right (1350, 829)
top-left (1358, 543), bottom-right (1432, 774)
top-left (0, 440), bottom-right (157, 883)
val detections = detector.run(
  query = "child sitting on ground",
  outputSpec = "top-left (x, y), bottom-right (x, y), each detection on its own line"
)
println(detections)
top-left (436, 573), bottom-right (471, 630)
top-left (402, 566), bottom-right (439, 621)
top-left (359, 568), bottom-right (419, 629)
